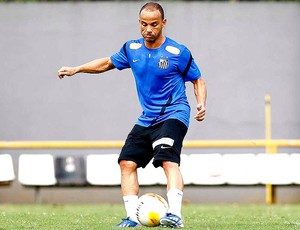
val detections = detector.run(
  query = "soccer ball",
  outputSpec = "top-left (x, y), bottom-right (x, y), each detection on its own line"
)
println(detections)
top-left (136, 193), bottom-right (169, 227)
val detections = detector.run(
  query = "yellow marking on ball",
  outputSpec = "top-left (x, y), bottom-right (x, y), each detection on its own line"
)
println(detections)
top-left (148, 211), bottom-right (160, 226)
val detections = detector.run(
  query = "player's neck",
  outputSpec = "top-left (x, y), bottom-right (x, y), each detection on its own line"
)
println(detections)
top-left (144, 36), bottom-right (166, 49)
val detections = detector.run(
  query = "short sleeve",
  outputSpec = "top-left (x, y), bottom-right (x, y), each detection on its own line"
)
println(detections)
top-left (178, 48), bottom-right (201, 82)
top-left (110, 43), bottom-right (130, 70)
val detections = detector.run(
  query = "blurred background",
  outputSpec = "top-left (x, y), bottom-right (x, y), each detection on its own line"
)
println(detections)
top-left (0, 0), bottom-right (299, 204)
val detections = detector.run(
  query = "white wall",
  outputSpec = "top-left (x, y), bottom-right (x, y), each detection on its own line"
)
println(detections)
top-left (0, 2), bottom-right (299, 143)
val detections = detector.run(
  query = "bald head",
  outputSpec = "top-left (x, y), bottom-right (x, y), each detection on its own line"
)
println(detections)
top-left (139, 2), bottom-right (164, 20)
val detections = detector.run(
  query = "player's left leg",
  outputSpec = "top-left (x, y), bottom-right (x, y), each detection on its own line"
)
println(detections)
top-left (160, 161), bottom-right (184, 228)
top-left (151, 119), bottom-right (187, 228)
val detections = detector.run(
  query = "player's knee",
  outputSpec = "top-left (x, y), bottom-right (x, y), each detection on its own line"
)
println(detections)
top-left (119, 160), bottom-right (137, 171)
top-left (162, 161), bottom-right (179, 172)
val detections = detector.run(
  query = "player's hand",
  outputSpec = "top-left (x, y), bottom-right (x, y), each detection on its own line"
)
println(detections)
top-left (194, 103), bottom-right (206, 121)
top-left (57, 66), bottom-right (77, 79)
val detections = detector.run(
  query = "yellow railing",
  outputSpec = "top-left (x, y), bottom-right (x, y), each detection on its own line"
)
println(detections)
top-left (0, 139), bottom-right (300, 149)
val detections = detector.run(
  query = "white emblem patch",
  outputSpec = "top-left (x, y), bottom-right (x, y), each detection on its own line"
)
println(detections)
top-left (158, 56), bottom-right (169, 69)
top-left (129, 43), bottom-right (142, 50)
top-left (166, 46), bottom-right (180, 55)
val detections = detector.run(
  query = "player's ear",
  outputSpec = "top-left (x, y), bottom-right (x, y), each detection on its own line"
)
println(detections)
top-left (162, 19), bottom-right (167, 28)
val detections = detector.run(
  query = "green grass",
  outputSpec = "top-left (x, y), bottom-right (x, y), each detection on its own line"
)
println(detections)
top-left (0, 204), bottom-right (299, 229)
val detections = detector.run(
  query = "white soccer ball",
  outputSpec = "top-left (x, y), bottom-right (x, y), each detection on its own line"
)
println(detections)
top-left (136, 193), bottom-right (169, 227)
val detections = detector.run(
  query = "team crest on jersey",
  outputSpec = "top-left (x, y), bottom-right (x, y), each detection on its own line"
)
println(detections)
top-left (158, 56), bottom-right (169, 69)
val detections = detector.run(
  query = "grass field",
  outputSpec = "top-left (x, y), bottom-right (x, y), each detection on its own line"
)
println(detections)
top-left (0, 204), bottom-right (299, 229)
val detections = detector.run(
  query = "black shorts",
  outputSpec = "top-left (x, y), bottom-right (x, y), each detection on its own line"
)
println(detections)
top-left (118, 119), bottom-right (188, 168)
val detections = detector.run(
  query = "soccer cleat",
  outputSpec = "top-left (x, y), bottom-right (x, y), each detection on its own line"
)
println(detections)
top-left (112, 217), bottom-right (141, 228)
top-left (160, 213), bottom-right (184, 228)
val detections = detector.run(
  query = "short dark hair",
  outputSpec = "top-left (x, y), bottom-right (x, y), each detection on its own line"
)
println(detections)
top-left (139, 2), bottom-right (165, 20)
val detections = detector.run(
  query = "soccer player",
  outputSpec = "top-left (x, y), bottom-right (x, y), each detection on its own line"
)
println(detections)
top-left (58, 2), bottom-right (207, 228)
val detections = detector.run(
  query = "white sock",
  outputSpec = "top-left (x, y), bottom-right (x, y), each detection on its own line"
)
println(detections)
top-left (123, 195), bottom-right (139, 222)
top-left (167, 188), bottom-right (183, 218)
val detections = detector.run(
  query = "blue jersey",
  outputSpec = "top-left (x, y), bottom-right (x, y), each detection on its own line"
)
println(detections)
top-left (110, 37), bottom-right (201, 127)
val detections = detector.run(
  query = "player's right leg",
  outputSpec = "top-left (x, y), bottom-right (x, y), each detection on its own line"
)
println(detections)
top-left (113, 125), bottom-right (152, 228)
top-left (113, 160), bottom-right (141, 228)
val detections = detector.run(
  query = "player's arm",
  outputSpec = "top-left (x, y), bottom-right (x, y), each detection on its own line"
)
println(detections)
top-left (57, 57), bottom-right (115, 79)
top-left (192, 77), bottom-right (207, 121)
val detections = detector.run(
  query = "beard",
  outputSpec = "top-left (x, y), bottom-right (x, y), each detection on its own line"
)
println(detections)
top-left (142, 29), bottom-right (162, 43)
top-left (143, 34), bottom-right (156, 42)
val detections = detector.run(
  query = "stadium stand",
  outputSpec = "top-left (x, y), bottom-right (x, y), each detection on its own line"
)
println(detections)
top-left (290, 154), bottom-right (300, 185)
top-left (257, 153), bottom-right (294, 185)
top-left (0, 154), bottom-right (15, 185)
top-left (17, 153), bottom-right (300, 203)
top-left (18, 154), bottom-right (57, 203)
top-left (17, 153), bottom-right (300, 187)
top-left (86, 154), bottom-right (120, 186)
top-left (222, 154), bottom-right (259, 185)
top-left (188, 153), bottom-right (226, 185)
top-left (18, 154), bottom-right (57, 186)
top-left (55, 156), bottom-right (87, 186)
